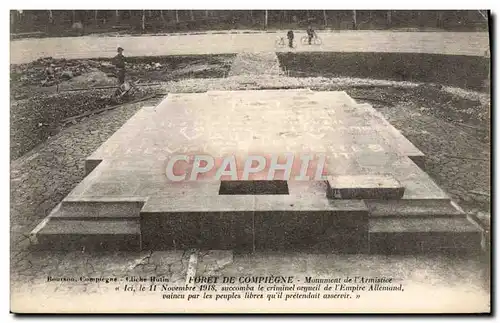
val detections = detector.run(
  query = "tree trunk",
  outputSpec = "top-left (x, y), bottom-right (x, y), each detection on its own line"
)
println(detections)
top-left (352, 10), bottom-right (357, 30)
top-left (205, 10), bottom-right (209, 18)
top-left (265, 10), bottom-right (268, 28)
top-left (94, 10), bottom-right (98, 25)
top-left (160, 10), bottom-right (165, 22)
top-left (142, 10), bottom-right (145, 31)
top-left (437, 11), bottom-right (443, 28)
top-left (175, 10), bottom-right (179, 23)
top-left (72, 10), bottom-right (76, 23)
top-left (387, 10), bottom-right (392, 27)
top-left (190, 10), bottom-right (194, 21)
top-left (250, 10), bottom-right (254, 23)
top-left (115, 10), bottom-right (119, 24)
top-left (323, 10), bottom-right (327, 27)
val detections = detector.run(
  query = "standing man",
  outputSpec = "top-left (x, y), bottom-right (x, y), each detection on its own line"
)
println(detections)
top-left (287, 30), bottom-right (294, 49)
top-left (112, 46), bottom-right (126, 85)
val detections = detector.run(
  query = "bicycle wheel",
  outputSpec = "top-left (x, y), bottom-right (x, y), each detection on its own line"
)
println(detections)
top-left (275, 38), bottom-right (284, 47)
top-left (314, 37), bottom-right (322, 45)
top-left (300, 36), bottom-right (309, 45)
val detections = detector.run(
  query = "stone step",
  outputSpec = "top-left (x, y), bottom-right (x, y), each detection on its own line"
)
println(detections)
top-left (327, 175), bottom-right (405, 200)
top-left (254, 209), bottom-right (369, 253)
top-left (368, 216), bottom-right (483, 254)
top-left (55, 199), bottom-right (145, 220)
top-left (366, 199), bottom-right (464, 217)
top-left (141, 200), bottom-right (369, 252)
top-left (34, 218), bottom-right (141, 251)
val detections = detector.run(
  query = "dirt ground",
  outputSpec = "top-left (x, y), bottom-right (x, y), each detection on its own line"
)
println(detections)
top-left (9, 51), bottom-right (491, 312)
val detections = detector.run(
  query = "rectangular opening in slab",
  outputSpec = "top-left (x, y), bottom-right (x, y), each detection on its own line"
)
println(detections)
top-left (219, 181), bottom-right (289, 195)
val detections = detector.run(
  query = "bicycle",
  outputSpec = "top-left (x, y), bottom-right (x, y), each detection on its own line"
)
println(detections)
top-left (110, 77), bottom-right (140, 103)
top-left (275, 36), bottom-right (286, 47)
top-left (301, 34), bottom-right (322, 45)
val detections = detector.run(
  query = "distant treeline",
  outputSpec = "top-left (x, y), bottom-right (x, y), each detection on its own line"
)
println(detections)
top-left (10, 10), bottom-right (489, 37)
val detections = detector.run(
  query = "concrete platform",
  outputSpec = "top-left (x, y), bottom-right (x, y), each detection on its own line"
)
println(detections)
top-left (31, 90), bottom-right (482, 254)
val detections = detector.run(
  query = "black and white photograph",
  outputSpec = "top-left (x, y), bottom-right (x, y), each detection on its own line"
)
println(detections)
top-left (8, 6), bottom-right (492, 314)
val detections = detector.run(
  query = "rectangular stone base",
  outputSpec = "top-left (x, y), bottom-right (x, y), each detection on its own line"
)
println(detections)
top-left (327, 175), bottom-right (405, 200)
top-left (30, 91), bottom-right (485, 255)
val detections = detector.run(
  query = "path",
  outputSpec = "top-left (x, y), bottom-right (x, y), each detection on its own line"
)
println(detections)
top-left (10, 31), bottom-right (490, 64)
top-left (228, 52), bottom-right (283, 77)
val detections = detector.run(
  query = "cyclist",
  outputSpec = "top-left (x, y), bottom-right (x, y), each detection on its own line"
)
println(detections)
top-left (306, 25), bottom-right (317, 45)
top-left (287, 30), bottom-right (294, 48)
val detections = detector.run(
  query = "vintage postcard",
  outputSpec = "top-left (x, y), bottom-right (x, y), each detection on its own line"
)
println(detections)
top-left (9, 9), bottom-right (491, 314)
